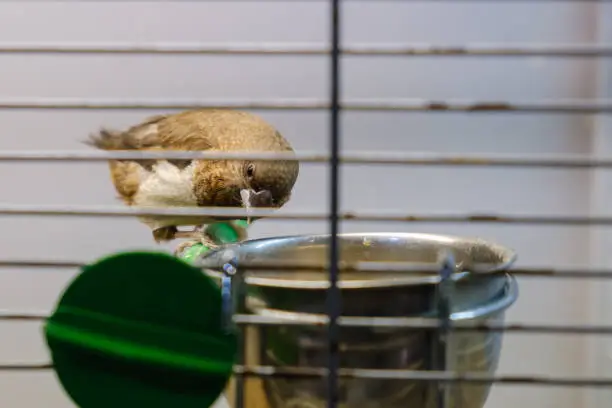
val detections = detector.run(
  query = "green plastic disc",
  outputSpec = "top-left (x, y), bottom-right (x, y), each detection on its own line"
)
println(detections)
top-left (44, 251), bottom-right (237, 408)
top-left (180, 244), bottom-right (211, 264)
top-left (207, 220), bottom-right (249, 245)
top-left (179, 220), bottom-right (250, 262)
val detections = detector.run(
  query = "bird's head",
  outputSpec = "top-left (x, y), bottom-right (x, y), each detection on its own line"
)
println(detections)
top-left (192, 155), bottom-right (299, 221)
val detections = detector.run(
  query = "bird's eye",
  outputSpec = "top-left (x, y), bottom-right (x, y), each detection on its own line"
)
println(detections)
top-left (246, 163), bottom-right (255, 178)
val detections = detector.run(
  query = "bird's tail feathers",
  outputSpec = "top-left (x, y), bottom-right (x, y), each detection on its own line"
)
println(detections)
top-left (84, 128), bottom-right (128, 151)
top-left (84, 122), bottom-right (166, 170)
top-left (84, 119), bottom-right (163, 151)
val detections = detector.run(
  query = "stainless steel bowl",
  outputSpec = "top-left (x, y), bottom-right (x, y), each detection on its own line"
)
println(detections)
top-left (200, 232), bottom-right (519, 408)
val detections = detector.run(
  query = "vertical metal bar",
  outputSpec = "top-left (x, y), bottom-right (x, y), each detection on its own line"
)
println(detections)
top-left (327, 0), bottom-right (342, 407)
top-left (433, 251), bottom-right (455, 408)
top-left (224, 257), bottom-right (246, 408)
top-left (233, 317), bottom-right (246, 408)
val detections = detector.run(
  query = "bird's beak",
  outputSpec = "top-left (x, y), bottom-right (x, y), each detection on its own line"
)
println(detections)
top-left (240, 188), bottom-right (273, 224)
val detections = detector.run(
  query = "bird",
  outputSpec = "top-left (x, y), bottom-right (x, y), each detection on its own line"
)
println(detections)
top-left (86, 109), bottom-right (299, 253)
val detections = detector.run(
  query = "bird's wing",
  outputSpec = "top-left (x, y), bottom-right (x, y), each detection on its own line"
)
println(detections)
top-left (86, 112), bottom-right (214, 205)
top-left (85, 109), bottom-right (282, 205)
top-left (86, 113), bottom-right (202, 168)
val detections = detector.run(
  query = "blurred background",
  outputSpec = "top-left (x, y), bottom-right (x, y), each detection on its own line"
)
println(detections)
top-left (0, 1), bottom-right (610, 408)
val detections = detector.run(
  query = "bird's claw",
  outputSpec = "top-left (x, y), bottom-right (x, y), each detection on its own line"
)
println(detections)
top-left (199, 234), bottom-right (221, 250)
top-left (173, 231), bottom-right (220, 257)
top-left (174, 240), bottom-right (195, 257)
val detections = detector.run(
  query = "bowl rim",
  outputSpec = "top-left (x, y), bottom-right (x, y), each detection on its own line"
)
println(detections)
top-left (249, 274), bottom-right (519, 323)
top-left (199, 232), bottom-right (517, 289)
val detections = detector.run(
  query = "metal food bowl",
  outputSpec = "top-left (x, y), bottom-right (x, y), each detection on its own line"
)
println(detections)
top-left (201, 232), bottom-right (519, 408)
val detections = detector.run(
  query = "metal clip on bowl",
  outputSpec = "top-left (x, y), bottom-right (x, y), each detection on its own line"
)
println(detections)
top-left (221, 256), bottom-right (240, 333)
top-left (176, 220), bottom-right (250, 332)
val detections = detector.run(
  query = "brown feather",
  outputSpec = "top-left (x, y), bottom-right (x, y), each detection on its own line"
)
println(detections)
top-left (86, 108), bottom-right (299, 242)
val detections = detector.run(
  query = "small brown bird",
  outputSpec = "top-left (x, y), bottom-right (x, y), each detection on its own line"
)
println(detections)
top-left (86, 109), bottom-right (299, 250)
